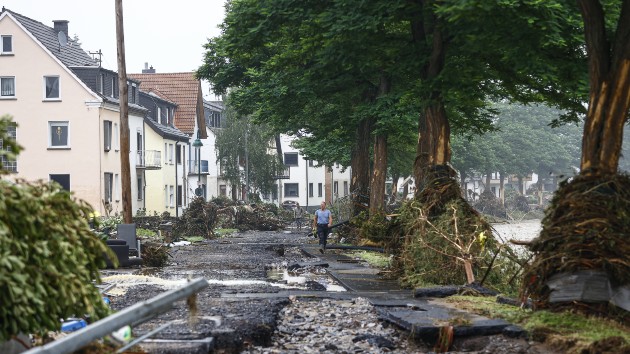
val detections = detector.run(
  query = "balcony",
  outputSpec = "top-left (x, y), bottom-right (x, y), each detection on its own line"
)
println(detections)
top-left (274, 166), bottom-right (290, 180)
top-left (136, 150), bottom-right (162, 170)
top-left (188, 160), bottom-right (209, 175)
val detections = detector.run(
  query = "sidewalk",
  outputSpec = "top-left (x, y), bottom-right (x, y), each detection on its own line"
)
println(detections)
top-left (300, 244), bottom-right (524, 343)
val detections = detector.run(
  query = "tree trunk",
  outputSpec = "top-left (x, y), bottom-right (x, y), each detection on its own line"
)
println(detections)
top-left (459, 169), bottom-right (468, 201)
top-left (350, 118), bottom-right (373, 216)
top-left (518, 176), bottom-right (524, 195)
top-left (578, 0), bottom-right (630, 175)
top-left (537, 171), bottom-right (544, 206)
top-left (411, 7), bottom-right (452, 195)
top-left (485, 172), bottom-right (492, 195)
top-left (370, 133), bottom-right (388, 215)
top-left (499, 172), bottom-right (505, 206)
top-left (115, 0), bottom-right (132, 224)
top-left (390, 171), bottom-right (400, 204)
top-left (369, 73), bottom-right (391, 216)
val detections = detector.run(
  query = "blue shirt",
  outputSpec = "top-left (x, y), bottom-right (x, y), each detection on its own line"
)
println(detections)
top-left (315, 209), bottom-right (331, 224)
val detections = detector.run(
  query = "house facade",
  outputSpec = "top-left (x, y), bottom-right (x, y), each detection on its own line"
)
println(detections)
top-left (264, 135), bottom-right (351, 212)
top-left (128, 71), bottom-right (208, 207)
top-left (137, 90), bottom-right (190, 217)
top-left (0, 8), bottom-right (145, 215)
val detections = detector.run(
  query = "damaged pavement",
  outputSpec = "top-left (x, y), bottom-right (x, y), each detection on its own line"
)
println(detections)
top-left (91, 229), bottom-right (544, 353)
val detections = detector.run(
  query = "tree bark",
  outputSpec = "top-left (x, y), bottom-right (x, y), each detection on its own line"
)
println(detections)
top-left (370, 133), bottom-right (388, 215)
top-left (518, 176), bottom-right (524, 195)
top-left (485, 171), bottom-right (492, 195)
top-left (578, 0), bottom-right (630, 175)
top-left (115, 0), bottom-right (132, 224)
top-left (411, 6), bottom-right (452, 195)
top-left (350, 117), bottom-right (373, 216)
top-left (390, 171), bottom-right (400, 204)
top-left (499, 172), bottom-right (505, 207)
top-left (369, 73), bottom-right (391, 216)
top-left (459, 169), bottom-right (468, 201)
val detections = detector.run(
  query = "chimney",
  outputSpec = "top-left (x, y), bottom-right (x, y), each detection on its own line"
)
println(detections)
top-left (142, 64), bottom-right (156, 74)
top-left (53, 20), bottom-right (69, 36)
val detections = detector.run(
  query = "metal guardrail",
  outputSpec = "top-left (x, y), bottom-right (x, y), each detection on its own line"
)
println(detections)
top-left (23, 278), bottom-right (209, 354)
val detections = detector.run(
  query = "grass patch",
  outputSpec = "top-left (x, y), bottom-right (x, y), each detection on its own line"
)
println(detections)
top-left (446, 295), bottom-right (629, 352)
top-left (349, 250), bottom-right (392, 269)
top-left (183, 236), bottom-right (205, 243)
top-left (214, 228), bottom-right (239, 237)
top-left (136, 228), bottom-right (158, 239)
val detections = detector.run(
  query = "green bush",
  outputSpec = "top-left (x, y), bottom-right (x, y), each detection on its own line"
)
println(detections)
top-left (0, 180), bottom-right (112, 341)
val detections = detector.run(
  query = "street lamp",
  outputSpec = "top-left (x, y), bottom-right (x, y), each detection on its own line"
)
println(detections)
top-left (192, 138), bottom-right (203, 197)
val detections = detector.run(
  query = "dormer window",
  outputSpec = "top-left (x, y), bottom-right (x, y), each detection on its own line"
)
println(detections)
top-left (1, 35), bottom-right (12, 54)
top-left (110, 76), bottom-right (116, 98)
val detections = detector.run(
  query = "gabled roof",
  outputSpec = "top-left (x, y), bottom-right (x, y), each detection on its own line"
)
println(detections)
top-left (2, 8), bottom-right (98, 67)
top-left (128, 72), bottom-right (207, 138)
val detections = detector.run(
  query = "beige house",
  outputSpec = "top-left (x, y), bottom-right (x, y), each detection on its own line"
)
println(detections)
top-left (129, 71), bottom-right (208, 208)
top-left (0, 8), bottom-right (146, 215)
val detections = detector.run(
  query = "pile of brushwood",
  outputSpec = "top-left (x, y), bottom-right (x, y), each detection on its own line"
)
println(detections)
top-left (173, 197), bottom-right (218, 239)
top-left (362, 168), bottom-right (525, 294)
top-left (522, 173), bottom-right (630, 313)
top-left (474, 191), bottom-right (507, 219)
top-left (211, 199), bottom-right (287, 231)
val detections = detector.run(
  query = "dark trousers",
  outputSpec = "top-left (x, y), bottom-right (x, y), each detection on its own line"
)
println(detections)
top-left (317, 224), bottom-right (329, 248)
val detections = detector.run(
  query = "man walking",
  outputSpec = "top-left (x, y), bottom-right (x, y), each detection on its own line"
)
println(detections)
top-left (313, 201), bottom-right (333, 253)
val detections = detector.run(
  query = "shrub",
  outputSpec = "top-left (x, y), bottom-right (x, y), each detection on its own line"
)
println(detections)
top-left (0, 180), bottom-right (112, 341)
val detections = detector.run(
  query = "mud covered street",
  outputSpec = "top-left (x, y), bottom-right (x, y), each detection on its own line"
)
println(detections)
top-left (102, 225), bottom-right (553, 353)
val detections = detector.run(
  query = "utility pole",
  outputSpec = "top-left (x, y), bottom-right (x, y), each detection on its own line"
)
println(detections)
top-left (115, 0), bottom-right (132, 223)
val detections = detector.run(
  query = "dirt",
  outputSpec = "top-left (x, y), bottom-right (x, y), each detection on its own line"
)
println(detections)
top-left (101, 226), bottom-right (562, 353)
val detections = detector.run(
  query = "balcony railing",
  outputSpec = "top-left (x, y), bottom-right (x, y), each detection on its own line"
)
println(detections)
top-left (188, 160), bottom-right (209, 175)
top-left (274, 166), bottom-right (290, 180)
top-left (136, 150), bottom-right (162, 170)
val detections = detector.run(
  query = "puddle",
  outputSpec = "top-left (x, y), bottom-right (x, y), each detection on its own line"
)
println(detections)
top-left (266, 268), bottom-right (346, 292)
top-left (101, 270), bottom-right (343, 297)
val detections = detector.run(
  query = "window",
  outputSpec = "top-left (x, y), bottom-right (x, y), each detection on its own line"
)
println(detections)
top-left (49, 121), bottom-right (69, 148)
top-left (164, 185), bottom-right (168, 207)
top-left (156, 107), bottom-right (161, 122)
top-left (103, 120), bottom-right (112, 151)
top-left (284, 183), bottom-right (299, 197)
top-left (110, 76), bottom-right (116, 97)
top-left (130, 84), bottom-right (136, 104)
top-left (219, 185), bottom-right (226, 197)
top-left (50, 174), bottom-right (70, 191)
top-left (99, 73), bottom-right (104, 93)
top-left (344, 181), bottom-right (348, 196)
top-left (334, 181), bottom-right (338, 196)
top-left (0, 122), bottom-right (17, 172)
top-left (309, 183), bottom-right (313, 197)
top-left (284, 152), bottom-right (298, 166)
top-left (168, 144), bottom-right (174, 164)
top-left (177, 185), bottom-right (183, 206)
top-left (137, 176), bottom-right (143, 200)
top-left (308, 160), bottom-right (316, 167)
top-left (318, 183), bottom-right (323, 197)
top-left (176, 144), bottom-right (182, 164)
top-left (114, 174), bottom-right (120, 201)
top-left (169, 185), bottom-right (175, 207)
top-left (44, 76), bottom-right (60, 99)
top-left (1, 35), bottom-right (12, 54)
top-left (114, 123), bottom-right (119, 151)
top-left (1, 77), bottom-right (15, 98)
top-left (160, 106), bottom-right (168, 125)
top-left (104, 173), bottom-right (113, 203)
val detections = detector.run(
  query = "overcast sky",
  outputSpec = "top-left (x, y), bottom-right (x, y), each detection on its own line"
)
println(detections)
top-left (3, 0), bottom-right (226, 98)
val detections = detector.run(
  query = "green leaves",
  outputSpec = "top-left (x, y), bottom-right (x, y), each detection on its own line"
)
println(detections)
top-left (0, 180), bottom-right (111, 341)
